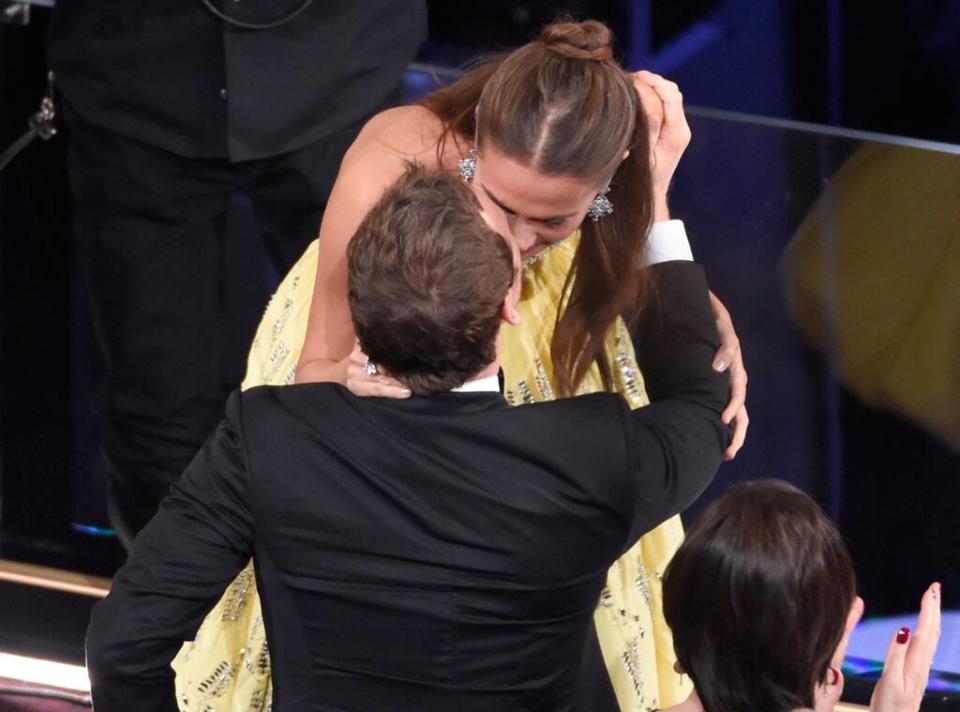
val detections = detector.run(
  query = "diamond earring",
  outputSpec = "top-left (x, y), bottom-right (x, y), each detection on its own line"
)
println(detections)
top-left (587, 186), bottom-right (613, 222)
top-left (458, 148), bottom-right (477, 182)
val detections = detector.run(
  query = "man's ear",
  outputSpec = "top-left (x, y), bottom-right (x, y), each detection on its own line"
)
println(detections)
top-left (502, 298), bottom-right (522, 326)
top-left (501, 277), bottom-right (522, 326)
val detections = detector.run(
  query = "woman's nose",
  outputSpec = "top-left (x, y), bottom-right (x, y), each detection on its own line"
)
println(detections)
top-left (510, 218), bottom-right (539, 251)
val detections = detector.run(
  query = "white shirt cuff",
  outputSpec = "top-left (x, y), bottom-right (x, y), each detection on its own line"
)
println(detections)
top-left (643, 219), bottom-right (694, 265)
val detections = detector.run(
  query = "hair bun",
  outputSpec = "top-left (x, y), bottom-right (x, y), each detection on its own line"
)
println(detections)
top-left (539, 20), bottom-right (614, 62)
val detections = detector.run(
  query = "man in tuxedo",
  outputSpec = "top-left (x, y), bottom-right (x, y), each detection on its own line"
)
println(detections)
top-left (86, 165), bottom-right (729, 711)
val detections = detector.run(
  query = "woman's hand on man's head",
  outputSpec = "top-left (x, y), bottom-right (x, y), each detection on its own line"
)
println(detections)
top-left (345, 342), bottom-right (412, 399)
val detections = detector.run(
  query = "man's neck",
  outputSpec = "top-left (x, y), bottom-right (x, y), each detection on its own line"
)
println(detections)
top-left (457, 326), bottom-right (504, 388)
top-left (470, 359), bottom-right (501, 383)
top-left (465, 327), bottom-right (505, 384)
top-left (452, 359), bottom-right (501, 393)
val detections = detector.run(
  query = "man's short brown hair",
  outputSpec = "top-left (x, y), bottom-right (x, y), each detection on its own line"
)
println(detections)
top-left (347, 164), bottom-right (515, 395)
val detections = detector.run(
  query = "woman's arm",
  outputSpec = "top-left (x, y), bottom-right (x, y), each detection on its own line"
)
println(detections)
top-left (708, 290), bottom-right (748, 459)
top-left (293, 106), bottom-right (441, 395)
top-left (635, 71), bottom-right (749, 459)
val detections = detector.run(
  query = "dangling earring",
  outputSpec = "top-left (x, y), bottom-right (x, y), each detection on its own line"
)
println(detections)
top-left (821, 667), bottom-right (840, 697)
top-left (673, 660), bottom-right (685, 685)
top-left (827, 667), bottom-right (840, 686)
top-left (459, 148), bottom-right (477, 183)
top-left (587, 186), bottom-right (613, 222)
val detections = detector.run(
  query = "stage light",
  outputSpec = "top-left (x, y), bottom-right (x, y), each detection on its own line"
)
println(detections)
top-left (0, 652), bottom-right (89, 692)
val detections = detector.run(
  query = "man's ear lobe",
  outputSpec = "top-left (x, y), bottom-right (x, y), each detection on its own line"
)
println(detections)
top-left (502, 299), bottom-right (522, 326)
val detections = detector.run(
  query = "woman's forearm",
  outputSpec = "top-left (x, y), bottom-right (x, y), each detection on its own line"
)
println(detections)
top-left (653, 194), bottom-right (671, 223)
top-left (294, 355), bottom-right (350, 385)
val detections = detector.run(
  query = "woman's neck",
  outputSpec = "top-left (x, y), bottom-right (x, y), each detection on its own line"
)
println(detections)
top-left (659, 691), bottom-right (704, 712)
top-left (661, 686), bottom-right (833, 712)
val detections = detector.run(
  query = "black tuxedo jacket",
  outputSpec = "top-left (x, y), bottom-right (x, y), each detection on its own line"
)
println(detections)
top-left (86, 262), bottom-right (728, 711)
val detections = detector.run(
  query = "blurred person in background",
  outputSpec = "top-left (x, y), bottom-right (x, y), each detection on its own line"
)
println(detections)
top-left (46, 0), bottom-right (427, 549)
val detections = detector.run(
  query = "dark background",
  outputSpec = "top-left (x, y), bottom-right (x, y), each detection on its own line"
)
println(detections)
top-left (1, 0), bottom-right (958, 621)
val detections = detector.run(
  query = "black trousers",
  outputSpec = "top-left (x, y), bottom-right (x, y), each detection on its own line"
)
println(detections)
top-left (64, 105), bottom-right (363, 549)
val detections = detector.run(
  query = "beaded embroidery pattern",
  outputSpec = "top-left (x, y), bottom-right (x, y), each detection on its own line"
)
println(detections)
top-left (172, 236), bottom-right (688, 712)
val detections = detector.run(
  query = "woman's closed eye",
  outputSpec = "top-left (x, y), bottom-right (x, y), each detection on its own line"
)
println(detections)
top-left (480, 184), bottom-right (573, 232)
top-left (509, 210), bottom-right (566, 231)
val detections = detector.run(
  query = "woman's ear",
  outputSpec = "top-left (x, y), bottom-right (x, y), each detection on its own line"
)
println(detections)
top-left (831, 596), bottom-right (865, 669)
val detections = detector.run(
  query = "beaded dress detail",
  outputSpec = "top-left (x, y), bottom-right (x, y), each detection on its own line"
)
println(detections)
top-left (171, 235), bottom-right (690, 711)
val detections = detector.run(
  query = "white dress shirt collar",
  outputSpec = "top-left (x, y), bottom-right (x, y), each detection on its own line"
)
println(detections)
top-left (452, 374), bottom-right (501, 393)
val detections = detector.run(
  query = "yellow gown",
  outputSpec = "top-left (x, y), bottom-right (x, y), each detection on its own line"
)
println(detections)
top-left (172, 234), bottom-right (690, 712)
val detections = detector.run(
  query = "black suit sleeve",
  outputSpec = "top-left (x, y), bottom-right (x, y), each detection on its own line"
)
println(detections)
top-left (86, 391), bottom-right (254, 712)
top-left (622, 261), bottom-right (730, 546)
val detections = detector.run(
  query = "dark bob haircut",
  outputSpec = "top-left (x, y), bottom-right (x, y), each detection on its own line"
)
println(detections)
top-left (663, 479), bottom-right (856, 712)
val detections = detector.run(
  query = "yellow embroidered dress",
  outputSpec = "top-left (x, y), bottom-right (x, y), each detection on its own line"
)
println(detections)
top-left (172, 235), bottom-right (690, 712)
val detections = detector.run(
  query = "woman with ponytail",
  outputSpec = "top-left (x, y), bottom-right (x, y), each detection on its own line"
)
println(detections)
top-left (172, 19), bottom-right (748, 711)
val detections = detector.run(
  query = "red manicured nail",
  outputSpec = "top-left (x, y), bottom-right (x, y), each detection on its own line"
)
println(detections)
top-left (896, 627), bottom-right (910, 645)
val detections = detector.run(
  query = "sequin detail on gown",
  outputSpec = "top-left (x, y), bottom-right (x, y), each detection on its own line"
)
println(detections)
top-left (171, 235), bottom-right (690, 711)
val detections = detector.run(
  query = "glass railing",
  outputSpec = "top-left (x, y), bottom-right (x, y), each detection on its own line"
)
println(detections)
top-left (404, 64), bottom-right (960, 701)
top-left (668, 108), bottom-right (959, 703)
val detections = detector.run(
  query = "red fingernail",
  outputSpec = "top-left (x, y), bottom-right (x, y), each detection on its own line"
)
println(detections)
top-left (896, 627), bottom-right (910, 644)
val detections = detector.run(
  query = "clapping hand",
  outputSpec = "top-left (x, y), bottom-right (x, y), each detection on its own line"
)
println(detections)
top-left (871, 583), bottom-right (942, 712)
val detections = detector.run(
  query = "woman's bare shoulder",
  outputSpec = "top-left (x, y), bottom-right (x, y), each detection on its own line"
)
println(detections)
top-left (334, 104), bottom-right (465, 205)
top-left (353, 105), bottom-right (446, 163)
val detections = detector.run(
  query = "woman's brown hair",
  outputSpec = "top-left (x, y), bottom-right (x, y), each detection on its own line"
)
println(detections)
top-left (421, 19), bottom-right (653, 396)
top-left (663, 480), bottom-right (857, 712)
